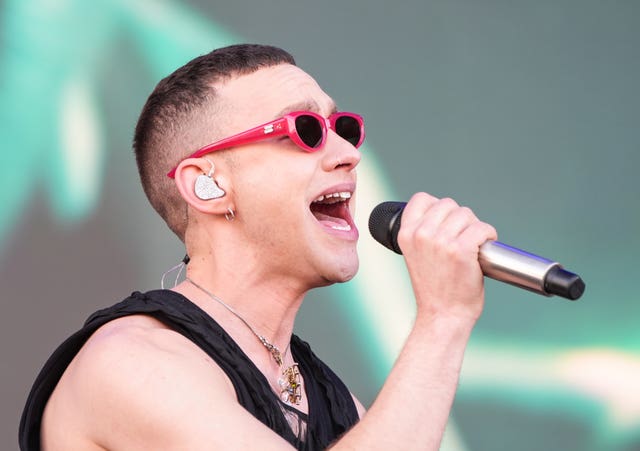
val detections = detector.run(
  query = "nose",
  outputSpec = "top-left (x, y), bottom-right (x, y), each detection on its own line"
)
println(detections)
top-left (322, 130), bottom-right (362, 171)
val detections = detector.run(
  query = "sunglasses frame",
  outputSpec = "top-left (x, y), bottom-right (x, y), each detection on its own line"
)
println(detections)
top-left (167, 110), bottom-right (364, 178)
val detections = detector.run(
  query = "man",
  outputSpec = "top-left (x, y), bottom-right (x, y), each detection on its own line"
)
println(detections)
top-left (20, 44), bottom-right (496, 450)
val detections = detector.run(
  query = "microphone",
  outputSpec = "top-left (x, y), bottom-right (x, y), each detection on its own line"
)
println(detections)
top-left (368, 201), bottom-right (585, 301)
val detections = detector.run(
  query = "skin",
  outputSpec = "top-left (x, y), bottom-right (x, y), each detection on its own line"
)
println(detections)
top-left (41, 63), bottom-right (497, 450)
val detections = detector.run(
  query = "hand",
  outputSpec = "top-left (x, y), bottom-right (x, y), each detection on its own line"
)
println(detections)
top-left (397, 192), bottom-right (497, 321)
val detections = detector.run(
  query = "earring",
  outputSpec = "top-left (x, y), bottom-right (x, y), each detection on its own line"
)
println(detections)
top-left (194, 158), bottom-right (226, 200)
top-left (225, 208), bottom-right (235, 221)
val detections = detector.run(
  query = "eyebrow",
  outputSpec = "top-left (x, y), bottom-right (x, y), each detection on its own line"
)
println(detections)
top-left (274, 99), bottom-right (338, 118)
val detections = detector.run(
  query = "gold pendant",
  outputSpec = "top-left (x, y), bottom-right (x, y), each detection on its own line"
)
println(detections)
top-left (278, 364), bottom-right (302, 405)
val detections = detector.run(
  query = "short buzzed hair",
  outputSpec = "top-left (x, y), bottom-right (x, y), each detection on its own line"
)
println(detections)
top-left (133, 44), bottom-right (296, 241)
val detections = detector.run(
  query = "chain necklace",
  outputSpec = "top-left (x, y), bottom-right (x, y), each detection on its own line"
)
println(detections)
top-left (186, 277), bottom-right (302, 405)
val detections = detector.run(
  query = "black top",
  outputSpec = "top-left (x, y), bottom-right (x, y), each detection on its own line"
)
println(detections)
top-left (19, 290), bottom-right (359, 450)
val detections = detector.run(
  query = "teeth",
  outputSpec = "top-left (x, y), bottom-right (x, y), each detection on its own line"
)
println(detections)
top-left (331, 224), bottom-right (352, 231)
top-left (313, 192), bottom-right (352, 203)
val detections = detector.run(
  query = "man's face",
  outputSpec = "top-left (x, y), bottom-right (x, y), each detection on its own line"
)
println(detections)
top-left (213, 64), bottom-right (362, 288)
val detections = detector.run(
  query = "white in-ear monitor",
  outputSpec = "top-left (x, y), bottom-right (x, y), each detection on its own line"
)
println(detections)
top-left (194, 158), bottom-right (225, 200)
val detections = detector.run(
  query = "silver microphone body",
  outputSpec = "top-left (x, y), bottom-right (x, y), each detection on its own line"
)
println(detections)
top-left (479, 241), bottom-right (558, 295)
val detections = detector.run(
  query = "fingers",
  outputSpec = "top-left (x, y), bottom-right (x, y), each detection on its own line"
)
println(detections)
top-left (396, 193), bottom-right (496, 319)
top-left (398, 192), bottom-right (439, 231)
top-left (398, 193), bottom-right (496, 254)
top-left (458, 220), bottom-right (498, 250)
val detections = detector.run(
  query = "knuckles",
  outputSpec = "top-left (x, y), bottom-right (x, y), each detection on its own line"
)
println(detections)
top-left (398, 197), bottom-right (495, 258)
top-left (439, 197), bottom-right (458, 209)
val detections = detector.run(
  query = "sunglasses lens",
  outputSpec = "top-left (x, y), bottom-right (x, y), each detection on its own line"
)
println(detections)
top-left (295, 115), bottom-right (324, 148)
top-left (335, 116), bottom-right (362, 147)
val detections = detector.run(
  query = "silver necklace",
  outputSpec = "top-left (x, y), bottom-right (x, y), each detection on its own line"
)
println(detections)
top-left (186, 277), bottom-right (302, 405)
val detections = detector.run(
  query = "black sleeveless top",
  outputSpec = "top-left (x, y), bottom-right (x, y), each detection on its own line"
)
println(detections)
top-left (19, 290), bottom-right (359, 450)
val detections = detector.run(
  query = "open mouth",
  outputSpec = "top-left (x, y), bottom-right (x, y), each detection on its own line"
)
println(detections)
top-left (310, 191), bottom-right (354, 232)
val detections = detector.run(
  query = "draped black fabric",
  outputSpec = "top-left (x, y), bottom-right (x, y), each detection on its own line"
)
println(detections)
top-left (19, 290), bottom-right (359, 450)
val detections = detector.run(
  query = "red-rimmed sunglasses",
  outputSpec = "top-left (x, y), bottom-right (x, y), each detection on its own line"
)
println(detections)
top-left (167, 111), bottom-right (365, 178)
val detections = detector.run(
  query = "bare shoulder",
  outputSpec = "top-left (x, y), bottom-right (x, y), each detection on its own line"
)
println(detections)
top-left (42, 315), bottom-right (292, 450)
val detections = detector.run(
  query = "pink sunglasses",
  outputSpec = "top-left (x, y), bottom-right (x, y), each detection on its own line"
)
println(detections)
top-left (167, 111), bottom-right (365, 178)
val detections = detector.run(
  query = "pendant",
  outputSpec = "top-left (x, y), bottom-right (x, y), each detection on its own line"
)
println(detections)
top-left (278, 364), bottom-right (302, 405)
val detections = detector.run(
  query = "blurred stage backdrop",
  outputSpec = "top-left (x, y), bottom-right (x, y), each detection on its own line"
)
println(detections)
top-left (2, 1), bottom-right (639, 450)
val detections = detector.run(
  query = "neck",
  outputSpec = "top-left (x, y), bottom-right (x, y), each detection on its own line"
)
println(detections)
top-left (172, 258), bottom-right (307, 358)
top-left (176, 274), bottom-right (306, 407)
top-left (175, 225), bottom-right (313, 409)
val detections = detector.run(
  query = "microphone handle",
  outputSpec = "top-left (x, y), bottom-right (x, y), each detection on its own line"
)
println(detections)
top-left (368, 201), bottom-right (585, 300)
top-left (479, 241), bottom-right (584, 300)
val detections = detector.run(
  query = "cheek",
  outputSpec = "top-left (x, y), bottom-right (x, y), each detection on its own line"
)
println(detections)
top-left (230, 153), bottom-right (318, 237)
top-left (236, 187), bottom-right (307, 247)
top-left (235, 162), bottom-right (311, 211)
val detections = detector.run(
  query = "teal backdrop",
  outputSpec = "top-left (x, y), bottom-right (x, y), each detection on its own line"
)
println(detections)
top-left (1, 1), bottom-right (639, 450)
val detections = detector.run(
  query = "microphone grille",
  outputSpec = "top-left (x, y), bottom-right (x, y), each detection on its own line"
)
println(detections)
top-left (368, 201), bottom-right (405, 254)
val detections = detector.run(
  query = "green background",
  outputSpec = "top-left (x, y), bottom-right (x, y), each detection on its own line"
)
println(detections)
top-left (1, 1), bottom-right (639, 450)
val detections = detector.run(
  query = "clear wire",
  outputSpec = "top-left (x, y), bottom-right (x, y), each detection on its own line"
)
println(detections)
top-left (160, 254), bottom-right (189, 289)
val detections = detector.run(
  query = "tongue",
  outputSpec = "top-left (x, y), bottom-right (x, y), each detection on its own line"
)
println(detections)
top-left (313, 212), bottom-right (350, 230)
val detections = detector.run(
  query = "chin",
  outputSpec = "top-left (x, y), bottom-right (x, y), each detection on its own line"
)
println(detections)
top-left (325, 257), bottom-right (359, 284)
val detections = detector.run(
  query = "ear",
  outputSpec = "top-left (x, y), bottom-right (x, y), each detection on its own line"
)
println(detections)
top-left (173, 157), bottom-right (234, 216)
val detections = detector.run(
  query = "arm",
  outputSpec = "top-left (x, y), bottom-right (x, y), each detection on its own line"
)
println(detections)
top-left (332, 192), bottom-right (497, 450)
